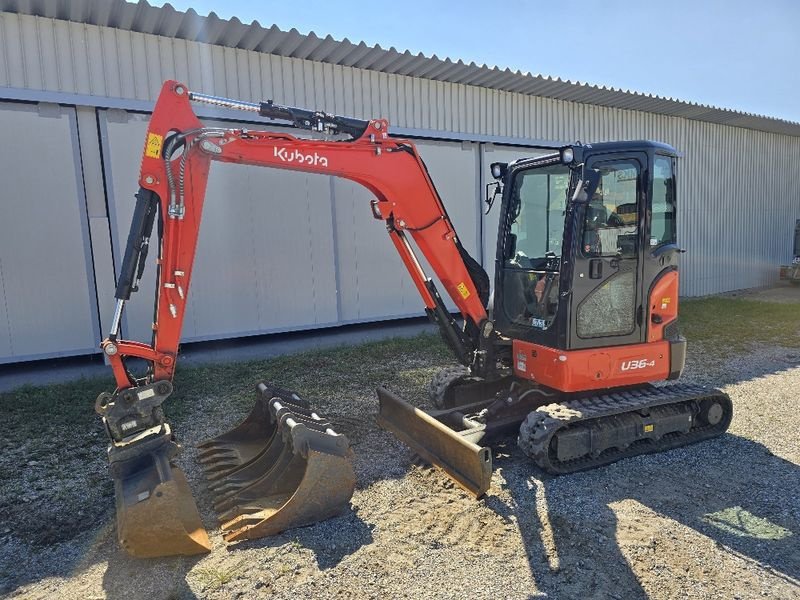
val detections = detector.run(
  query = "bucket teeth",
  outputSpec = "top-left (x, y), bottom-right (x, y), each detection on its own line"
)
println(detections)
top-left (197, 448), bottom-right (237, 461)
top-left (198, 382), bottom-right (355, 543)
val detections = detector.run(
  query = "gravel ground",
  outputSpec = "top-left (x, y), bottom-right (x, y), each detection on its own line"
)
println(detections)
top-left (1, 321), bottom-right (798, 598)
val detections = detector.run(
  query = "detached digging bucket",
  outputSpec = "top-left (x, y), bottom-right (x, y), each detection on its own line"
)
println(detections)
top-left (198, 382), bottom-right (356, 543)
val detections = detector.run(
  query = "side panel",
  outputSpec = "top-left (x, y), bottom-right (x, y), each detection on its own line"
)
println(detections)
top-left (0, 102), bottom-right (99, 363)
top-left (647, 270), bottom-right (679, 343)
top-left (513, 339), bottom-right (671, 393)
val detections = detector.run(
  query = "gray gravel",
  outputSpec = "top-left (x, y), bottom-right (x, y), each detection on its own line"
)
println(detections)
top-left (1, 341), bottom-right (799, 599)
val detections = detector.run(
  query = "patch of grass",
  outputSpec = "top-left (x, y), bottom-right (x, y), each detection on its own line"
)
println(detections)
top-left (192, 563), bottom-right (242, 589)
top-left (680, 297), bottom-right (800, 356)
top-left (702, 506), bottom-right (793, 540)
top-left (0, 332), bottom-right (448, 439)
top-left (2, 299), bottom-right (797, 446)
top-left (2, 298), bottom-right (797, 445)
top-left (287, 537), bottom-right (302, 551)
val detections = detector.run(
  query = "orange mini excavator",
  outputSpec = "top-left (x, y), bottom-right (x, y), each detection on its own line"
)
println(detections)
top-left (96, 81), bottom-right (731, 557)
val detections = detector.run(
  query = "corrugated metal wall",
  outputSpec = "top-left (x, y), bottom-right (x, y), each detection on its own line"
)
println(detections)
top-left (1, 12), bottom-right (799, 362)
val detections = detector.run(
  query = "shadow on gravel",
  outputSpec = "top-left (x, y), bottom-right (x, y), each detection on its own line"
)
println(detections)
top-left (227, 507), bottom-right (375, 570)
top-left (489, 434), bottom-right (799, 599)
top-left (102, 548), bottom-right (204, 600)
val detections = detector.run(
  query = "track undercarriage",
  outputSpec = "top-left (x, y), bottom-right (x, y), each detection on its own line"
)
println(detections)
top-left (377, 373), bottom-right (732, 496)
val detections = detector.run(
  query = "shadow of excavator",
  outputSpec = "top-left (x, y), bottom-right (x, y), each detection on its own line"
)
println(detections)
top-left (486, 431), bottom-right (799, 599)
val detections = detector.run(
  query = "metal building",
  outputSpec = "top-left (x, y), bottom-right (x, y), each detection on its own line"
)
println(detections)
top-left (1, 0), bottom-right (799, 364)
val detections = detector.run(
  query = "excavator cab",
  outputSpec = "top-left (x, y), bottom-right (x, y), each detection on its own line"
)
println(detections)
top-left (492, 142), bottom-right (687, 389)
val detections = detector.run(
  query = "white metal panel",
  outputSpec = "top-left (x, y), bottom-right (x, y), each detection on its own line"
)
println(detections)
top-left (246, 167), bottom-right (338, 332)
top-left (76, 106), bottom-right (118, 338)
top-left (0, 102), bottom-right (98, 362)
top-left (332, 178), bottom-right (416, 321)
top-left (101, 111), bottom-right (338, 345)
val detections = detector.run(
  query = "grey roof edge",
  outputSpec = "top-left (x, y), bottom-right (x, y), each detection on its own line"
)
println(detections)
top-left (2, 0), bottom-right (799, 137)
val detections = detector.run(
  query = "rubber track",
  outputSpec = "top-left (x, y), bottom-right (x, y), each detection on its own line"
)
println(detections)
top-left (518, 383), bottom-right (733, 475)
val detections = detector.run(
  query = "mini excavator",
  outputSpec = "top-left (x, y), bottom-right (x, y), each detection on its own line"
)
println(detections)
top-left (96, 81), bottom-right (732, 558)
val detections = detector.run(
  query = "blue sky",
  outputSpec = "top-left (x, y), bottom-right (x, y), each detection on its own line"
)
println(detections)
top-left (153, 0), bottom-right (800, 123)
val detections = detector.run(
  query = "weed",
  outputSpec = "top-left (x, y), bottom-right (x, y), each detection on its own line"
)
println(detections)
top-left (193, 563), bottom-right (242, 589)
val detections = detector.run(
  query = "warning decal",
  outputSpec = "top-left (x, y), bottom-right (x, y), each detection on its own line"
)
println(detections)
top-left (145, 133), bottom-right (163, 158)
top-left (456, 282), bottom-right (471, 299)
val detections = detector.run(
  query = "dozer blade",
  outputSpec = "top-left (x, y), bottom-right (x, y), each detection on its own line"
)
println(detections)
top-left (376, 386), bottom-right (492, 498)
top-left (198, 382), bottom-right (355, 543)
top-left (109, 426), bottom-right (211, 558)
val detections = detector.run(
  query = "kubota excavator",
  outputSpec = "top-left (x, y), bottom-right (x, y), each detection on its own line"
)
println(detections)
top-left (96, 80), bottom-right (732, 558)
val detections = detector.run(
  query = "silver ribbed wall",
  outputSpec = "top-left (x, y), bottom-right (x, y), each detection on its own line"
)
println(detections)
top-left (1, 11), bottom-right (799, 362)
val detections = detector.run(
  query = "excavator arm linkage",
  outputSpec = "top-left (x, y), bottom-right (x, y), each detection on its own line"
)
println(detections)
top-left (98, 81), bottom-right (493, 558)
top-left (104, 80), bottom-right (490, 388)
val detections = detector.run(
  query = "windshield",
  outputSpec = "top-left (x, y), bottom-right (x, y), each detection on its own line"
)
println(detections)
top-left (507, 164), bottom-right (571, 268)
top-left (502, 163), bottom-right (572, 330)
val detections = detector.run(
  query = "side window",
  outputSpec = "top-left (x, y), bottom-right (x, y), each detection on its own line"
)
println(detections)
top-left (582, 160), bottom-right (639, 258)
top-left (651, 156), bottom-right (676, 247)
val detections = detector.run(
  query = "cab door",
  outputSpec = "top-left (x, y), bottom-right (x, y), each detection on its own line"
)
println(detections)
top-left (568, 153), bottom-right (647, 349)
top-left (641, 154), bottom-right (680, 342)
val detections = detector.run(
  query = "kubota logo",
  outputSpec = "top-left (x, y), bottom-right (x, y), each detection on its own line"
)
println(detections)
top-left (274, 146), bottom-right (329, 168)
top-left (620, 358), bottom-right (656, 371)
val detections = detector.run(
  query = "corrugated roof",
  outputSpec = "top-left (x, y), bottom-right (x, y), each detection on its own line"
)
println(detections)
top-left (3, 0), bottom-right (799, 137)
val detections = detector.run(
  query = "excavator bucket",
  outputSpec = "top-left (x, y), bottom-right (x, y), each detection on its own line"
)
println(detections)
top-left (376, 386), bottom-right (493, 498)
top-left (108, 427), bottom-right (211, 558)
top-left (198, 383), bottom-right (355, 543)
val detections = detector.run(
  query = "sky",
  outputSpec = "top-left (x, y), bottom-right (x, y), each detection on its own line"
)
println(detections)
top-left (152, 0), bottom-right (800, 123)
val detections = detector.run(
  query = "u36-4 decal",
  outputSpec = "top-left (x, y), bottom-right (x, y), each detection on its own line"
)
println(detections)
top-left (620, 358), bottom-right (656, 371)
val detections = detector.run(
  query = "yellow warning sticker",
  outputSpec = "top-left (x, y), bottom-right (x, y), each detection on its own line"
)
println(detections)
top-left (644, 424), bottom-right (654, 433)
top-left (661, 297), bottom-right (671, 304)
top-left (456, 282), bottom-right (471, 299)
top-left (145, 133), bottom-right (163, 158)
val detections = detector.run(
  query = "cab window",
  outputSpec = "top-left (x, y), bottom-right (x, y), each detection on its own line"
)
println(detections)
top-left (582, 160), bottom-right (639, 258)
top-left (651, 156), bottom-right (676, 247)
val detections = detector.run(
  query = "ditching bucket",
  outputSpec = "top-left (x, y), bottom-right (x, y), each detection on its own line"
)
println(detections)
top-left (198, 383), bottom-right (355, 543)
top-left (109, 427), bottom-right (211, 558)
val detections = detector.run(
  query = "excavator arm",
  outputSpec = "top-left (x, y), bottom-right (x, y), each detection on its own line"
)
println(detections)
top-left (96, 81), bottom-right (497, 557)
top-left (103, 80), bottom-right (491, 389)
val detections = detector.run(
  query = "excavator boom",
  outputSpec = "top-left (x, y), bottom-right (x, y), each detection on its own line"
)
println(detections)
top-left (98, 81), bottom-right (493, 557)
top-left (105, 81), bottom-right (490, 389)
